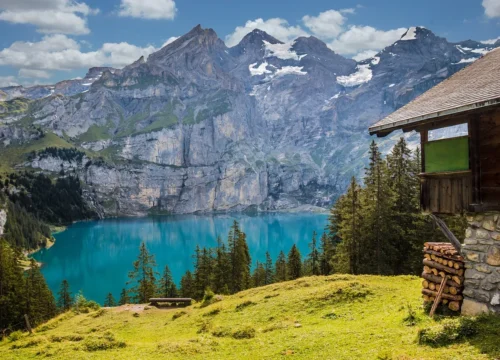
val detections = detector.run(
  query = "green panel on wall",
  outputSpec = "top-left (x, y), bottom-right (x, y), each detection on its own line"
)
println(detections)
top-left (424, 136), bottom-right (469, 173)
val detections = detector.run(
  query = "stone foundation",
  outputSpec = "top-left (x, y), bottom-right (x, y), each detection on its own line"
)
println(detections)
top-left (461, 212), bottom-right (500, 315)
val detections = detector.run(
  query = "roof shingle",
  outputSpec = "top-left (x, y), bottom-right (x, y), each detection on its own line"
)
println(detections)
top-left (369, 48), bottom-right (500, 135)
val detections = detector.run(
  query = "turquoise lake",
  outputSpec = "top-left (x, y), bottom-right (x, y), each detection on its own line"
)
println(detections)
top-left (34, 213), bottom-right (328, 304)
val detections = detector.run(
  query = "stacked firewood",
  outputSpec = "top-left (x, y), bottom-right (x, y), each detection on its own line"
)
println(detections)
top-left (422, 242), bottom-right (465, 312)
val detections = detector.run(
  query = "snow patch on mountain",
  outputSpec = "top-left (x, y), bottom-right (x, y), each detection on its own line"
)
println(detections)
top-left (275, 66), bottom-right (307, 77)
top-left (249, 62), bottom-right (272, 76)
top-left (337, 64), bottom-right (373, 87)
top-left (401, 27), bottom-right (417, 41)
top-left (371, 57), bottom-right (380, 65)
top-left (263, 40), bottom-right (306, 61)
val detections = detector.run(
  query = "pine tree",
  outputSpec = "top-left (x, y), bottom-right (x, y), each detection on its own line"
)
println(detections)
top-left (25, 259), bottom-right (57, 326)
top-left (287, 244), bottom-right (302, 280)
top-left (159, 265), bottom-right (177, 297)
top-left (319, 232), bottom-right (334, 275)
top-left (251, 261), bottom-right (266, 287)
top-left (104, 293), bottom-right (116, 307)
top-left (274, 251), bottom-right (287, 282)
top-left (228, 221), bottom-right (251, 293)
top-left (127, 242), bottom-right (158, 303)
top-left (0, 240), bottom-right (25, 330)
top-left (57, 279), bottom-right (73, 311)
top-left (307, 231), bottom-right (321, 276)
top-left (360, 141), bottom-right (397, 275)
top-left (264, 251), bottom-right (274, 285)
top-left (213, 236), bottom-right (232, 293)
top-left (118, 288), bottom-right (129, 305)
top-left (180, 270), bottom-right (195, 298)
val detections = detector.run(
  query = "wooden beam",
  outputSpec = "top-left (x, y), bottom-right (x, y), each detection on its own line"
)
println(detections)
top-left (468, 117), bottom-right (481, 204)
top-left (428, 214), bottom-right (463, 255)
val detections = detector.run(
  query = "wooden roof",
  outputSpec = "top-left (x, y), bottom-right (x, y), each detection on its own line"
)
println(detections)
top-left (369, 48), bottom-right (500, 135)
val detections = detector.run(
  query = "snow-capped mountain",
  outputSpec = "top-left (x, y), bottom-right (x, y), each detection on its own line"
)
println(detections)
top-left (0, 25), bottom-right (497, 215)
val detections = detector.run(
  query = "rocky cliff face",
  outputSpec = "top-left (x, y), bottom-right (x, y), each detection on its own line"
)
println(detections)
top-left (0, 26), bottom-right (497, 216)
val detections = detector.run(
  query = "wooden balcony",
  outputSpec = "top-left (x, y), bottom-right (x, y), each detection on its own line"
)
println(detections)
top-left (420, 170), bottom-right (472, 214)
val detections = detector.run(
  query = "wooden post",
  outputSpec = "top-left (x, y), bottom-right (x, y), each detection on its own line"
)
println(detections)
top-left (468, 117), bottom-right (480, 205)
top-left (24, 314), bottom-right (32, 334)
top-left (429, 276), bottom-right (448, 318)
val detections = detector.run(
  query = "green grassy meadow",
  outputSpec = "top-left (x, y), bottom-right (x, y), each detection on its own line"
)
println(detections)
top-left (2, 274), bottom-right (499, 360)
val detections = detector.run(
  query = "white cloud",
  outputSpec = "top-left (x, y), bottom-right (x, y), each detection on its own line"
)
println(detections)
top-left (0, 35), bottom-right (159, 77)
top-left (302, 10), bottom-right (348, 39)
top-left (0, 76), bottom-right (19, 87)
top-left (225, 18), bottom-right (308, 47)
top-left (19, 69), bottom-right (51, 79)
top-left (481, 36), bottom-right (500, 44)
top-left (329, 25), bottom-right (407, 56)
top-left (483, 0), bottom-right (500, 18)
top-left (0, 0), bottom-right (98, 35)
top-left (118, 0), bottom-right (177, 20)
top-left (225, 10), bottom-right (407, 61)
top-left (162, 36), bottom-right (179, 47)
top-left (352, 50), bottom-right (378, 61)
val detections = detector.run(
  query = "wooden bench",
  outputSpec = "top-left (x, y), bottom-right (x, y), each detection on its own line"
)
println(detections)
top-left (149, 298), bottom-right (192, 307)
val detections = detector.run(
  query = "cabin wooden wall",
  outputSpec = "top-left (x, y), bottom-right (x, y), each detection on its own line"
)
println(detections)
top-left (478, 108), bottom-right (500, 206)
top-left (421, 172), bottom-right (472, 214)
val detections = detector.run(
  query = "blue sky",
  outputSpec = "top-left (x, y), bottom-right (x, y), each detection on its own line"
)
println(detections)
top-left (0, 0), bottom-right (499, 86)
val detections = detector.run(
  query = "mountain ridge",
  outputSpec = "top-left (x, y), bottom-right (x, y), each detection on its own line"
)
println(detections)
top-left (0, 25), bottom-right (498, 216)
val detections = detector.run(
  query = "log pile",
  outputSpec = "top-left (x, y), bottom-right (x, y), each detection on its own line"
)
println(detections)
top-left (422, 242), bottom-right (465, 312)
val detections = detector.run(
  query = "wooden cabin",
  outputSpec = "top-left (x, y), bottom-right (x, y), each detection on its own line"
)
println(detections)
top-left (369, 48), bottom-right (500, 215)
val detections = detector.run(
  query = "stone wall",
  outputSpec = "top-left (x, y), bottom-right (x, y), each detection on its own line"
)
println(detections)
top-left (461, 212), bottom-right (500, 315)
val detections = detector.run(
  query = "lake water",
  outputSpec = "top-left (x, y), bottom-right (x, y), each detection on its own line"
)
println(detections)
top-left (34, 213), bottom-right (328, 304)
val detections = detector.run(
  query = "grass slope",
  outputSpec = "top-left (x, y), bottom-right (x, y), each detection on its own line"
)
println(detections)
top-left (2, 275), bottom-right (499, 359)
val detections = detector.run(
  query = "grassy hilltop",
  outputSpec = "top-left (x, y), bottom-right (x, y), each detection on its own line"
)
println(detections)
top-left (2, 275), bottom-right (499, 360)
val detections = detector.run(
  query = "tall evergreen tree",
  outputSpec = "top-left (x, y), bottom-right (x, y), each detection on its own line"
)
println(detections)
top-left (180, 270), bottom-right (195, 298)
top-left (330, 177), bottom-right (363, 274)
top-left (251, 261), bottom-right (266, 287)
top-left (159, 265), bottom-right (177, 297)
top-left (118, 288), bottom-right (129, 305)
top-left (360, 141), bottom-right (398, 274)
top-left (213, 236), bottom-right (232, 294)
top-left (127, 242), bottom-right (158, 303)
top-left (264, 251), bottom-right (274, 285)
top-left (104, 293), bottom-right (116, 307)
top-left (57, 279), bottom-right (73, 311)
top-left (0, 240), bottom-right (25, 330)
top-left (274, 251), bottom-right (287, 282)
top-left (319, 232), bottom-right (334, 275)
top-left (287, 244), bottom-right (302, 280)
top-left (307, 231), bottom-right (321, 276)
top-left (25, 259), bottom-right (57, 325)
top-left (228, 221), bottom-right (251, 293)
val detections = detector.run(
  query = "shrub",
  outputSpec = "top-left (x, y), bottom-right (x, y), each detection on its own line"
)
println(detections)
top-left (211, 326), bottom-right (231, 338)
top-left (232, 326), bottom-right (256, 339)
top-left (235, 300), bottom-right (256, 312)
top-left (203, 308), bottom-right (220, 317)
top-left (417, 318), bottom-right (478, 346)
top-left (73, 291), bottom-right (100, 314)
top-left (201, 288), bottom-right (215, 308)
top-left (403, 304), bottom-right (418, 326)
top-left (7, 331), bottom-right (23, 342)
top-left (82, 332), bottom-right (126, 351)
top-left (172, 310), bottom-right (187, 320)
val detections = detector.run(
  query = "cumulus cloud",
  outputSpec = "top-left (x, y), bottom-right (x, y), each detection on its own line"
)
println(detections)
top-left (0, 0), bottom-right (98, 35)
top-left (225, 18), bottom-right (308, 47)
top-left (302, 9), bottom-right (348, 39)
top-left (0, 76), bottom-right (19, 87)
top-left (162, 36), bottom-right (179, 47)
top-left (483, 0), bottom-right (500, 18)
top-left (19, 69), bottom-right (51, 79)
top-left (0, 35), bottom-right (159, 80)
top-left (328, 25), bottom-right (407, 56)
top-left (225, 10), bottom-right (408, 60)
top-left (481, 36), bottom-right (500, 44)
top-left (118, 0), bottom-right (177, 20)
